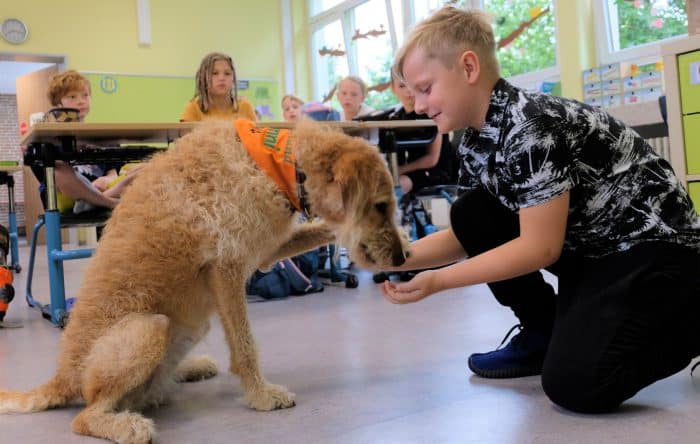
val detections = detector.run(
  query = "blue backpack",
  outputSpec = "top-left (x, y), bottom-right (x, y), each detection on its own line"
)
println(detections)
top-left (246, 251), bottom-right (324, 300)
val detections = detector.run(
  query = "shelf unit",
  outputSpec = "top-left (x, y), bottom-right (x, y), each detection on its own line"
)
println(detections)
top-left (662, 34), bottom-right (700, 208)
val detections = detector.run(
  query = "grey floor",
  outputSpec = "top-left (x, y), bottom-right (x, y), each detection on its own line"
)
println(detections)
top-left (0, 242), bottom-right (699, 444)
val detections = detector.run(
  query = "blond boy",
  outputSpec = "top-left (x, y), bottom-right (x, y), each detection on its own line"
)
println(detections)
top-left (380, 6), bottom-right (700, 413)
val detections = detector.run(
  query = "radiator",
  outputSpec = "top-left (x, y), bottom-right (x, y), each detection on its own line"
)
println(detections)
top-left (645, 136), bottom-right (670, 162)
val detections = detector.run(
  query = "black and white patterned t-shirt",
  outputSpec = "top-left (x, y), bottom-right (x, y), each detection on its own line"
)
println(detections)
top-left (457, 78), bottom-right (700, 258)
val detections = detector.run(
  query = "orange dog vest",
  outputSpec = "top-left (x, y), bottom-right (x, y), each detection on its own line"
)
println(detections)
top-left (234, 119), bottom-right (301, 212)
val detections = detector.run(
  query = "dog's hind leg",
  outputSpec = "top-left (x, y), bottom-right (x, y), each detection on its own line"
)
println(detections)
top-left (70, 313), bottom-right (170, 444)
top-left (209, 264), bottom-right (296, 411)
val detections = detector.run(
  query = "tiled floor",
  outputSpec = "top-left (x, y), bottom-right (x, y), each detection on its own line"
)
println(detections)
top-left (0, 242), bottom-right (698, 443)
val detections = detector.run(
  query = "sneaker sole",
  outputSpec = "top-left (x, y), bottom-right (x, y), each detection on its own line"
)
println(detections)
top-left (468, 356), bottom-right (542, 379)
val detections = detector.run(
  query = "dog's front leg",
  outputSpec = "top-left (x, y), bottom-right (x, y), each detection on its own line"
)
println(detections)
top-left (209, 263), bottom-right (296, 411)
top-left (258, 221), bottom-right (335, 271)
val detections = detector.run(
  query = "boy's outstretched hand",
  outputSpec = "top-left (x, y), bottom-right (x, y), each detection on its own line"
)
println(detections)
top-left (379, 269), bottom-right (441, 304)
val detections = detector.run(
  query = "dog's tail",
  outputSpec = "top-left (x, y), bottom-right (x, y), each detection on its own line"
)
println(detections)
top-left (0, 376), bottom-right (73, 413)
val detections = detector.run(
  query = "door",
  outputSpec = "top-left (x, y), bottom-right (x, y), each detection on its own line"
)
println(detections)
top-left (16, 65), bottom-right (58, 245)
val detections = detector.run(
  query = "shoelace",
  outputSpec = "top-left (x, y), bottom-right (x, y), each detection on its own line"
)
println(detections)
top-left (692, 361), bottom-right (699, 377)
top-left (496, 324), bottom-right (524, 350)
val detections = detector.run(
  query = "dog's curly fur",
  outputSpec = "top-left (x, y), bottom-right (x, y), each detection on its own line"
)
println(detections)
top-left (0, 121), bottom-right (407, 443)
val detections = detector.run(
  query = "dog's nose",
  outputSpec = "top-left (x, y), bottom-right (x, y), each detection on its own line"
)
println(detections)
top-left (392, 249), bottom-right (406, 267)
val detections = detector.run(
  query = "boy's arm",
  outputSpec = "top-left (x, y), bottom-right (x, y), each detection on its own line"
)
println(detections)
top-left (54, 162), bottom-right (118, 209)
top-left (385, 227), bottom-right (467, 272)
top-left (382, 192), bottom-right (569, 303)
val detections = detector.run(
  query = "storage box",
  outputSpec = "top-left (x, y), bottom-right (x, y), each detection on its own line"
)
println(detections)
top-left (602, 94), bottom-right (623, 108)
top-left (601, 79), bottom-right (623, 95)
top-left (583, 82), bottom-right (602, 100)
top-left (639, 71), bottom-right (664, 89)
top-left (623, 75), bottom-right (642, 91)
top-left (635, 61), bottom-right (664, 73)
top-left (582, 67), bottom-right (601, 85)
top-left (600, 62), bottom-right (635, 80)
top-left (584, 97), bottom-right (602, 107)
top-left (624, 90), bottom-right (641, 105)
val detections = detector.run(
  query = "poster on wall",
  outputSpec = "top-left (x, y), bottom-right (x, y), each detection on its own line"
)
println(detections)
top-left (237, 79), bottom-right (281, 122)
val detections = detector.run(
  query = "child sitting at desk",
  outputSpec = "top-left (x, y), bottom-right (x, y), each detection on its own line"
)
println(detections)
top-left (37, 70), bottom-right (139, 213)
top-left (180, 52), bottom-right (257, 122)
top-left (281, 94), bottom-right (304, 122)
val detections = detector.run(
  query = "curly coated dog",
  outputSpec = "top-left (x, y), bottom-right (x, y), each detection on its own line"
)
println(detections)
top-left (0, 120), bottom-right (408, 443)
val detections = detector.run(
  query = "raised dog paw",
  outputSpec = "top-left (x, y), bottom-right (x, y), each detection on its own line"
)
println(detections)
top-left (245, 383), bottom-right (296, 411)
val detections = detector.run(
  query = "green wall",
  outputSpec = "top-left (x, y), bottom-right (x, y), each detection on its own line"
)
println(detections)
top-left (84, 73), bottom-right (281, 123)
top-left (2, 0), bottom-right (292, 119)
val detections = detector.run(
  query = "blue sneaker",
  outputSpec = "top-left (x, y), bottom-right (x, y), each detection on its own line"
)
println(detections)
top-left (468, 324), bottom-right (549, 378)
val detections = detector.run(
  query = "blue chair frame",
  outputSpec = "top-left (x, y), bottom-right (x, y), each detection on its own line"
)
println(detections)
top-left (23, 138), bottom-right (162, 327)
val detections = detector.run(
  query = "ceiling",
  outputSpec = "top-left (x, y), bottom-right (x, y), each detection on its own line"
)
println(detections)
top-left (0, 61), bottom-right (55, 94)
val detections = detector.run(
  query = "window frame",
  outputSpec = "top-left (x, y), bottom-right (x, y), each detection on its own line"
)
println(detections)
top-left (591, 0), bottom-right (688, 65)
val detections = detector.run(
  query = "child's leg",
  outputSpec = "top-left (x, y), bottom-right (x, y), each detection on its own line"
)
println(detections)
top-left (450, 188), bottom-right (556, 333)
top-left (542, 242), bottom-right (700, 413)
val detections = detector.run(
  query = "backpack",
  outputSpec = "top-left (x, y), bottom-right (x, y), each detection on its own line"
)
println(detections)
top-left (246, 250), bottom-right (324, 300)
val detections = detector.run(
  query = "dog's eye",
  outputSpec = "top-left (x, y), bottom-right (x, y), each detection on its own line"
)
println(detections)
top-left (374, 202), bottom-right (388, 215)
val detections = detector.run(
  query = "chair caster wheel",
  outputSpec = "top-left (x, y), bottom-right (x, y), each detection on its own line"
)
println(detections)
top-left (345, 274), bottom-right (359, 288)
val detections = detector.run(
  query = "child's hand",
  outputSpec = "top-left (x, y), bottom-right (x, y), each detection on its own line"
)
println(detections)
top-left (378, 269), bottom-right (441, 304)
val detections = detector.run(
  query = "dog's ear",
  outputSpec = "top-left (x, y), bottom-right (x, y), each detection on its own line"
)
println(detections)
top-left (311, 152), bottom-right (364, 223)
top-left (331, 151), bottom-right (367, 218)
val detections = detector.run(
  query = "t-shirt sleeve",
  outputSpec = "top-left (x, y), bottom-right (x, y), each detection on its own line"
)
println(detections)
top-left (239, 99), bottom-right (257, 122)
top-left (180, 100), bottom-right (202, 122)
top-left (504, 117), bottom-right (572, 208)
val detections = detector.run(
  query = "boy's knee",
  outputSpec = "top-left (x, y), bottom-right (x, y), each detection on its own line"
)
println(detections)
top-left (541, 366), bottom-right (624, 414)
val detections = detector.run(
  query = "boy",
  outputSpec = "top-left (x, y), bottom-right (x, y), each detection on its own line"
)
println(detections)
top-left (40, 70), bottom-right (137, 213)
top-left (380, 6), bottom-right (700, 413)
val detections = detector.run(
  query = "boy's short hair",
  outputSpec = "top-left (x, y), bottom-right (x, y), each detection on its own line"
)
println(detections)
top-left (338, 76), bottom-right (368, 98)
top-left (394, 6), bottom-right (499, 80)
top-left (47, 70), bottom-right (91, 106)
top-left (281, 94), bottom-right (304, 107)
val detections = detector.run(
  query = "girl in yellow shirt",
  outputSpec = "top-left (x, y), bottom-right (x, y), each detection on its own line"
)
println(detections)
top-left (180, 52), bottom-right (257, 122)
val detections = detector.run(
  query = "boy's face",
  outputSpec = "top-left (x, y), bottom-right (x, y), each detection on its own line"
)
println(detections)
top-left (336, 80), bottom-right (364, 114)
top-left (59, 85), bottom-right (91, 121)
top-left (402, 48), bottom-right (474, 132)
top-left (282, 98), bottom-right (302, 122)
top-left (210, 59), bottom-right (234, 98)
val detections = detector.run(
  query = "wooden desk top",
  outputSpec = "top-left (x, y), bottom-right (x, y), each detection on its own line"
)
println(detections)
top-left (21, 120), bottom-right (437, 146)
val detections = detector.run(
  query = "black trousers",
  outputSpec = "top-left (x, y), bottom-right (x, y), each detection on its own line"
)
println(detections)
top-left (450, 188), bottom-right (700, 413)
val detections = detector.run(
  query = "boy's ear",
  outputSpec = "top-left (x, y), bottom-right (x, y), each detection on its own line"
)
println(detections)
top-left (459, 50), bottom-right (481, 84)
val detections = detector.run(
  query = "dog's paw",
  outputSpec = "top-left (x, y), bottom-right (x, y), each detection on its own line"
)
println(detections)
top-left (114, 413), bottom-right (155, 444)
top-left (175, 355), bottom-right (219, 383)
top-left (258, 260), bottom-right (275, 273)
top-left (245, 383), bottom-right (296, 411)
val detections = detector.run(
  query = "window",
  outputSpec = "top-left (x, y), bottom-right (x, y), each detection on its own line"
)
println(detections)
top-left (308, 0), bottom-right (560, 110)
top-left (455, 0), bottom-right (559, 87)
top-left (593, 0), bottom-right (688, 64)
top-left (311, 19), bottom-right (349, 104)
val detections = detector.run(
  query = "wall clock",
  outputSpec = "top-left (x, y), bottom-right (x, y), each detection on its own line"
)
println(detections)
top-left (1, 18), bottom-right (28, 44)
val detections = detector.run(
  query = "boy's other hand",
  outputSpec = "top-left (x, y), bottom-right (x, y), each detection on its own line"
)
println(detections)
top-left (379, 269), bottom-right (440, 304)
